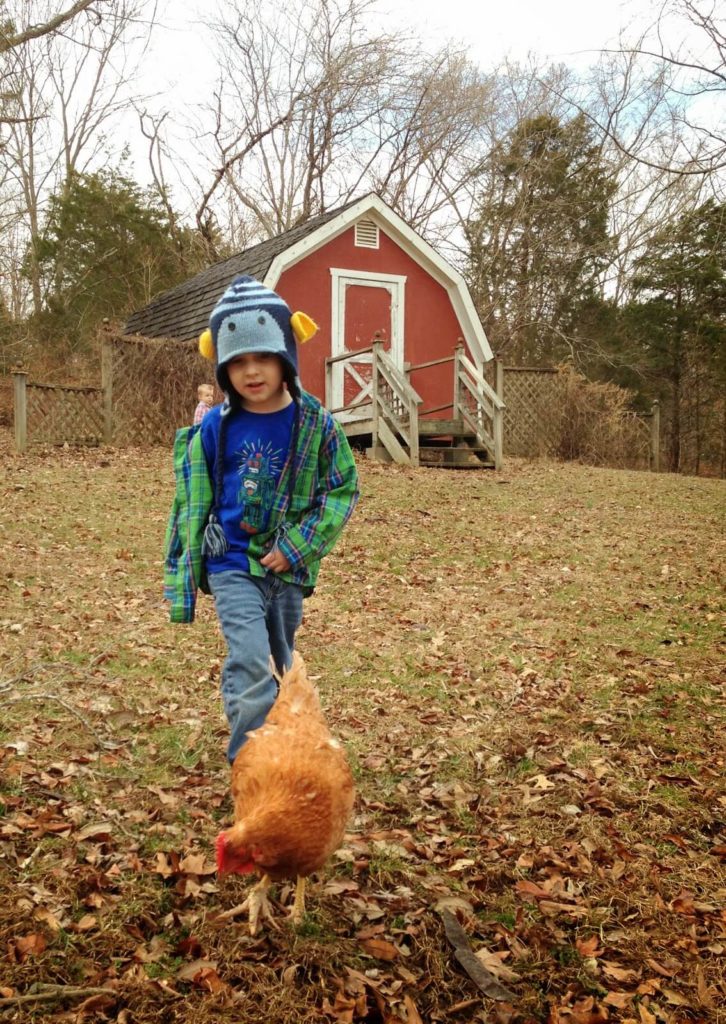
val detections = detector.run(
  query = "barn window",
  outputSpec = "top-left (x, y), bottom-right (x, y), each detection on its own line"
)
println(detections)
top-left (354, 219), bottom-right (379, 249)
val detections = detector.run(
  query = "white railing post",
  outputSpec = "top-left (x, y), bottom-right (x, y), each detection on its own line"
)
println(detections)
top-left (371, 341), bottom-right (381, 451)
top-left (409, 386), bottom-right (419, 468)
top-left (453, 342), bottom-right (464, 420)
top-left (13, 370), bottom-right (28, 452)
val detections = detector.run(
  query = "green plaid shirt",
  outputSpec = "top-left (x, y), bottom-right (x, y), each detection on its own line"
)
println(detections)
top-left (163, 392), bottom-right (359, 623)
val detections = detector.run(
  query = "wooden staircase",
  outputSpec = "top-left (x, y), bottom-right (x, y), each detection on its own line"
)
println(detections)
top-left (418, 419), bottom-right (494, 469)
top-left (326, 341), bottom-right (504, 470)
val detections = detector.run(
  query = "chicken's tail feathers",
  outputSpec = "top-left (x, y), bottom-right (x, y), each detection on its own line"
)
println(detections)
top-left (271, 650), bottom-right (304, 682)
top-left (271, 651), bottom-right (322, 713)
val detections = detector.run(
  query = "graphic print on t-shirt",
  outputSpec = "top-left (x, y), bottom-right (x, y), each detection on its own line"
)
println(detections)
top-left (236, 440), bottom-right (286, 534)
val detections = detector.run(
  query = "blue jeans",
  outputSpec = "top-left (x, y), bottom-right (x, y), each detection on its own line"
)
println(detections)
top-left (208, 571), bottom-right (304, 763)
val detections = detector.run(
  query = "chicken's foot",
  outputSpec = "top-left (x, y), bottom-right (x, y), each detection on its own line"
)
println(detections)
top-left (219, 875), bottom-right (281, 935)
top-left (249, 874), bottom-right (282, 935)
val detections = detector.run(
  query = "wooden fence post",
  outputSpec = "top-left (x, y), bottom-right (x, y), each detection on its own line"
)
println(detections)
top-left (495, 355), bottom-right (504, 402)
top-left (650, 400), bottom-right (661, 472)
top-left (494, 356), bottom-right (505, 470)
top-left (101, 338), bottom-right (113, 445)
top-left (13, 370), bottom-right (28, 452)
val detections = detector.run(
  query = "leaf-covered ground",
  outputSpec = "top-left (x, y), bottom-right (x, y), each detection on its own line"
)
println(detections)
top-left (1, 433), bottom-right (724, 1024)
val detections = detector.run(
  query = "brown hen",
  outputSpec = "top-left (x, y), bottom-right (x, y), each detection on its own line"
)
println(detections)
top-left (215, 652), bottom-right (355, 934)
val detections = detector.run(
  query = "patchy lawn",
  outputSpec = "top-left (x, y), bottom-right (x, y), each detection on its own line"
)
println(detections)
top-left (0, 433), bottom-right (724, 1023)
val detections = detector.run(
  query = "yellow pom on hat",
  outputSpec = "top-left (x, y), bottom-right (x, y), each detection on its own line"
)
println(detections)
top-left (290, 311), bottom-right (318, 344)
top-left (199, 328), bottom-right (215, 361)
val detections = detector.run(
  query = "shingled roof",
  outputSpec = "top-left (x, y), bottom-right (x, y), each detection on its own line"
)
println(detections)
top-left (124, 196), bottom-right (364, 342)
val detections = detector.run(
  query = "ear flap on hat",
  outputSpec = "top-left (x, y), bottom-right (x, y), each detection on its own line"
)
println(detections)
top-left (199, 329), bottom-right (215, 361)
top-left (290, 311), bottom-right (318, 344)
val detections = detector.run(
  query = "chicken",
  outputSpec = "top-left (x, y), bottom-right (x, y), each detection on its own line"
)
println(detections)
top-left (215, 652), bottom-right (355, 934)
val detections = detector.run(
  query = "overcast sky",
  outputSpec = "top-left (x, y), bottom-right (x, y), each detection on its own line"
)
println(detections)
top-left (125, 0), bottom-right (713, 209)
top-left (142, 0), bottom-right (657, 109)
top-left (380, 0), bottom-right (643, 65)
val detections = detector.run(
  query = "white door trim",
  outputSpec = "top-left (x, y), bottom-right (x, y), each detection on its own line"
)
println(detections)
top-left (330, 268), bottom-right (406, 411)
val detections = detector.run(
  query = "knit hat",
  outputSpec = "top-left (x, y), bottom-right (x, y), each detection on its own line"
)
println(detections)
top-left (199, 276), bottom-right (317, 398)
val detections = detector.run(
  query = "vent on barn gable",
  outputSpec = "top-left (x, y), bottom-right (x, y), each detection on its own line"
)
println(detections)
top-left (354, 219), bottom-right (379, 249)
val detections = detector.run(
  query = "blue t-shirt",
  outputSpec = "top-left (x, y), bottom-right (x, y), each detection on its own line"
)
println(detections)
top-left (200, 402), bottom-right (296, 574)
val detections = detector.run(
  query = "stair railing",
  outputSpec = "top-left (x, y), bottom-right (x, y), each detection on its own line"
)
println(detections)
top-left (371, 340), bottom-right (422, 466)
top-left (325, 342), bottom-right (422, 466)
top-left (453, 343), bottom-right (505, 470)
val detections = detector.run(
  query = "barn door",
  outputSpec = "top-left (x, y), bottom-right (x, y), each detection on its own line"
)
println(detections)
top-left (330, 270), bottom-right (406, 418)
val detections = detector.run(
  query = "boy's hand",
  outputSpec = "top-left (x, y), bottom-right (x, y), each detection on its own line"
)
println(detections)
top-left (260, 549), bottom-right (291, 573)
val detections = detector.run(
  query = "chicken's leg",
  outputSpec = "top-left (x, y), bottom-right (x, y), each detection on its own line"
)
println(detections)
top-left (290, 875), bottom-right (306, 925)
top-left (246, 874), bottom-right (278, 935)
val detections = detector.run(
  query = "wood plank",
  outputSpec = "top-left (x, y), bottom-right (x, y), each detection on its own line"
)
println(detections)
top-left (340, 418), bottom-right (374, 437)
top-left (419, 418), bottom-right (471, 436)
top-left (378, 419), bottom-right (411, 464)
top-left (419, 446), bottom-right (493, 468)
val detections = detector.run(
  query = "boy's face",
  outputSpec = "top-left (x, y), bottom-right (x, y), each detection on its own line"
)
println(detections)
top-left (199, 385), bottom-right (214, 404)
top-left (226, 353), bottom-right (288, 413)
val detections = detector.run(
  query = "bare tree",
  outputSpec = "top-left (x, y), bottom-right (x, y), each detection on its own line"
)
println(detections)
top-left (1, 0), bottom-right (152, 314)
top-left (192, 0), bottom-right (396, 248)
top-left (183, 0), bottom-right (497, 256)
top-left (365, 48), bottom-right (495, 250)
top-left (560, 0), bottom-right (725, 185)
top-left (0, 0), bottom-right (102, 54)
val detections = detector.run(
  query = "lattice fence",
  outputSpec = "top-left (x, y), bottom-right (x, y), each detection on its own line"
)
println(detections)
top-left (104, 334), bottom-right (218, 446)
top-left (498, 367), bottom-right (564, 456)
top-left (483, 362), bottom-right (657, 468)
top-left (23, 382), bottom-right (104, 447)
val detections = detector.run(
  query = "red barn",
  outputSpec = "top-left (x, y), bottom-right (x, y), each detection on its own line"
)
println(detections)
top-left (125, 194), bottom-right (503, 468)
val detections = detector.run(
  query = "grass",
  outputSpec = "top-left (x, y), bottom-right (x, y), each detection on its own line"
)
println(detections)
top-left (0, 438), bottom-right (724, 1023)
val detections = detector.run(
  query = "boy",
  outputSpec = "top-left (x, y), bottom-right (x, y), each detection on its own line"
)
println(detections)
top-left (193, 383), bottom-right (215, 424)
top-left (164, 276), bottom-right (359, 763)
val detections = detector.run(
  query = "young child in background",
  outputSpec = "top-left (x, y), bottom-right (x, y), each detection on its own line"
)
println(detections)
top-left (193, 383), bottom-right (215, 424)
top-left (164, 276), bottom-right (359, 764)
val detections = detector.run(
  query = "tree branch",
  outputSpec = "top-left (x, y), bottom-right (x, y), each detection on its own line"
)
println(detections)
top-left (0, 1), bottom-right (103, 54)
top-left (0, 986), bottom-right (117, 1008)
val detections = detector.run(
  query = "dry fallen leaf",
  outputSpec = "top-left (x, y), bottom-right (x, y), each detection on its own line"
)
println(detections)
top-left (403, 994), bottom-right (424, 1024)
top-left (15, 933), bottom-right (47, 959)
top-left (638, 1003), bottom-right (657, 1024)
top-left (176, 958), bottom-right (219, 982)
top-left (178, 852), bottom-right (216, 875)
top-left (602, 961), bottom-right (641, 984)
top-left (474, 947), bottom-right (520, 984)
top-left (359, 937), bottom-right (399, 961)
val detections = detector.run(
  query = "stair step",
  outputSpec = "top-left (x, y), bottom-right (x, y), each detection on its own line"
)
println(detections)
top-left (419, 446), bottom-right (493, 469)
top-left (419, 418), bottom-right (475, 438)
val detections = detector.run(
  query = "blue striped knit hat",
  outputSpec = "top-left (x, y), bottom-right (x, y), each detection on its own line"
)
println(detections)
top-left (198, 276), bottom-right (317, 399)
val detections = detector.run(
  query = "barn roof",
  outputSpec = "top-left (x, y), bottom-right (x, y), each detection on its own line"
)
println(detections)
top-left (124, 193), bottom-right (492, 363)
top-left (124, 198), bottom-right (362, 343)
